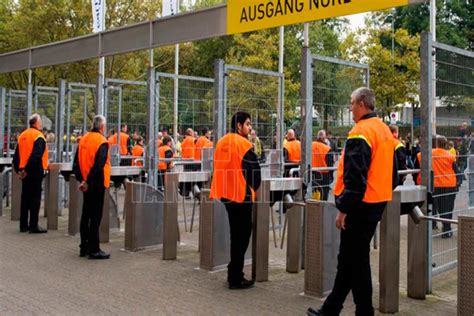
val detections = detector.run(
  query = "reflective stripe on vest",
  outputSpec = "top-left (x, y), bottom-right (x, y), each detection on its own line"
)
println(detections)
top-left (194, 136), bottom-right (211, 161)
top-left (158, 145), bottom-right (173, 170)
top-left (284, 140), bottom-right (301, 163)
top-left (131, 145), bottom-right (144, 166)
top-left (210, 133), bottom-right (255, 202)
top-left (181, 136), bottom-right (195, 159)
top-left (18, 128), bottom-right (49, 170)
top-left (311, 141), bottom-right (331, 173)
top-left (78, 132), bottom-right (111, 188)
top-left (333, 117), bottom-right (394, 203)
top-left (416, 149), bottom-right (456, 188)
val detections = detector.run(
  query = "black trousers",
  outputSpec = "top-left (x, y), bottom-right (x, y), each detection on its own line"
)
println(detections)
top-left (433, 187), bottom-right (457, 232)
top-left (323, 212), bottom-right (380, 316)
top-left (80, 188), bottom-right (105, 253)
top-left (20, 177), bottom-right (43, 230)
top-left (225, 201), bottom-right (253, 284)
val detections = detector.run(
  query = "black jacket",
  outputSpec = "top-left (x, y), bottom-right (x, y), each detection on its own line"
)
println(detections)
top-left (73, 130), bottom-right (109, 190)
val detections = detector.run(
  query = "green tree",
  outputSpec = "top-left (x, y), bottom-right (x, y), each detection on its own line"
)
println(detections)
top-left (341, 27), bottom-right (420, 121)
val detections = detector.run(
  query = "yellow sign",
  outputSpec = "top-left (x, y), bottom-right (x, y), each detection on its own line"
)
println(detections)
top-left (227, 0), bottom-right (410, 34)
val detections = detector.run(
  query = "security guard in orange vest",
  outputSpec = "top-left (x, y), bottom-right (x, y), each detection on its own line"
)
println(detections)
top-left (311, 130), bottom-right (334, 201)
top-left (73, 115), bottom-right (111, 259)
top-left (308, 88), bottom-right (396, 316)
top-left (157, 135), bottom-right (174, 190)
top-left (180, 128), bottom-right (198, 196)
top-left (108, 125), bottom-right (131, 165)
top-left (13, 114), bottom-right (49, 233)
top-left (194, 127), bottom-right (212, 163)
top-left (414, 136), bottom-right (460, 237)
top-left (210, 111), bottom-right (261, 290)
top-left (283, 129), bottom-right (301, 171)
top-left (131, 136), bottom-right (144, 167)
top-left (390, 125), bottom-right (407, 185)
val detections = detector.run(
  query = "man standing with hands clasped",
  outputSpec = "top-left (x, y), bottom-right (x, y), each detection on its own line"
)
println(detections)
top-left (13, 114), bottom-right (49, 233)
top-left (73, 115), bottom-right (111, 260)
top-left (308, 88), bottom-right (397, 316)
top-left (210, 112), bottom-right (261, 289)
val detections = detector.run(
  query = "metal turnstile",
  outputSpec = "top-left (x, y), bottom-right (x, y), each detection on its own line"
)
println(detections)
top-left (253, 177), bottom-right (302, 282)
top-left (123, 180), bottom-right (164, 251)
top-left (163, 171), bottom-right (210, 260)
top-left (304, 200), bottom-right (339, 297)
top-left (0, 158), bottom-right (12, 216)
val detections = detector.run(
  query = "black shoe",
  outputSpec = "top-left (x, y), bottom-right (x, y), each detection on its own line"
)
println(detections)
top-left (20, 227), bottom-right (29, 233)
top-left (88, 250), bottom-right (110, 260)
top-left (79, 249), bottom-right (89, 257)
top-left (29, 226), bottom-right (47, 234)
top-left (229, 278), bottom-right (255, 290)
top-left (441, 231), bottom-right (453, 239)
top-left (307, 307), bottom-right (337, 316)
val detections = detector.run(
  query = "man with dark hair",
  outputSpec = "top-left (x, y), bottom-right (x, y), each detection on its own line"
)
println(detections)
top-left (194, 127), bottom-right (212, 164)
top-left (73, 115), bottom-right (111, 259)
top-left (13, 114), bottom-right (49, 233)
top-left (308, 87), bottom-right (396, 316)
top-left (210, 111), bottom-right (261, 289)
top-left (390, 125), bottom-right (407, 185)
top-left (312, 129), bottom-right (334, 201)
top-left (157, 135), bottom-right (174, 190)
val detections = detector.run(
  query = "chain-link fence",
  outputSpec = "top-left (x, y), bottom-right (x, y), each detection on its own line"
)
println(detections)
top-left (311, 54), bottom-right (369, 199)
top-left (34, 86), bottom-right (58, 161)
top-left (429, 41), bottom-right (474, 274)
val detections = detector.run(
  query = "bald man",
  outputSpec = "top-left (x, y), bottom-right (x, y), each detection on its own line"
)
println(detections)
top-left (283, 129), bottom-right (301, 176)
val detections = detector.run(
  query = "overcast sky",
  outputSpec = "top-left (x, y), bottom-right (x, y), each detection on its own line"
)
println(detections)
top-left (346, 12), bottom-right (367, 31)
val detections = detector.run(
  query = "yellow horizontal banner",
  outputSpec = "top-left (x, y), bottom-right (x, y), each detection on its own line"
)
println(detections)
top-left (227, 0), bottom-right (410, 34)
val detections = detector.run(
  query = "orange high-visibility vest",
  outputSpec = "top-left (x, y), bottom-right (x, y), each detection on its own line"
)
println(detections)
top-left (333, 117), bottom-right (394, 203)
top-left (131, 144), bottom-right (144, 166)
top-left (158, 145), bottom-right (173, 171)
top-left (78, 132), bottom-right (111, 188)
top-left (416, 149), bottom-right (456, 188)
top-left (108, 132), bottom-right (129, 155)
top-left (284, 140), bottom-right (301, 163)
top-left (18, 128), bottom-right (49, 170)
top-left (194, 136), bottom-right (212, 161)
top-left (210, 133), bottom-right (255, 203)
top-left (181, 136), bottom-right (195, 159)
top-left (312, 141), bottom-right (331, 173)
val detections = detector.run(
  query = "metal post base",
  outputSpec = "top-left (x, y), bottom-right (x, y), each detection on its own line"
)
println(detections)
top-left (11, 172), bottom-right (21, 221)
top-left (458, 216), bottom-right (474, 315)
top-left (68, 175), bottom-right (82, 236)
top-left (253, 180), bottom-right (270, 282)
top-left (304, 200), bottom-right (339, 297)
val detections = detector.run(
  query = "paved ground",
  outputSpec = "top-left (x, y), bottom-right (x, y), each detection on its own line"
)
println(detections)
top-left (0, 195), bottom-right (458, 315)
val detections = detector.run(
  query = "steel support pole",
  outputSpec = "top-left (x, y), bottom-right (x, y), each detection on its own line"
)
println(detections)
top-left (65, 85), bottom-right (72, 161)
top-left (277, 26), bottom-right (285, 175)
top-left (146, 67), bottom-right (156, 187)
top-left (213, 59), bottom-right (225, 141)
top-left (408, 31), bottom-right (432, 299)
top-left (300, 47), bottom-right (313, 200)
top-left (7, 92), bottom-right (11, 157)
top-left (0, 87), bottom-right (5, 155)
top-left (26, 71), bottom-right (33, 123)
top-left (97, 60), bottom-right (105, 116)
top-left (173, 44), bottom-right (179, 142)
top-left (56, 80), bottom-right (66, 162)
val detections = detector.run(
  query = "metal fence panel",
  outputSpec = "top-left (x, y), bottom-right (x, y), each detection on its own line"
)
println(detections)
top-left (6, 90), bottom-right (27, 156)
top-left (430, 41), bottom-right (474, 275)
top-left (310, 55), bottom-right (369, 198)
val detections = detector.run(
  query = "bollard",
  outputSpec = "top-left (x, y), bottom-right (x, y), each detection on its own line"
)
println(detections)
top-left (163, 173), bottom-right (179, 260)
top-left (11, 172), bottom-right (21, 221)
top-left (68, 175), bottom-right (82, 236)
top-left (458, 216), bottom-right (474, 316)
top-left (304, 200), bottom-right (339, 297)
top-left (252, 179), bottom-right (270, 282)
top-left (45, 164), bottom-right (61, 230)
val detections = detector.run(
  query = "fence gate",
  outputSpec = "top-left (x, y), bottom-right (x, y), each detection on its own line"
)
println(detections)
top-left (34, 86), bottom-right (59, 161)
top-left (6, 89), bottom-right (28, 156)
top-left (65, 83), bottom-right (96, 162)
top-left (311, 54), bottom-right (369, 196)
top-left (428, 39), bottom-right (474, 276)
top-left (0, 87), bottom-right (5, 156)
top-left (104, 79), bottom-right (148, 165)
top-left (156, 72), bottom-right (214, 140)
